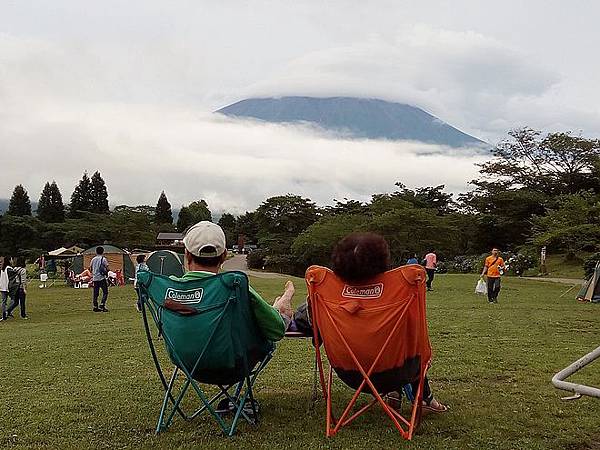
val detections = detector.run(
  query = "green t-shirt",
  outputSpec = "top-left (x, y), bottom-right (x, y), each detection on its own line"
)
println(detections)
top-left (172, 271), bottom-right (285, 342)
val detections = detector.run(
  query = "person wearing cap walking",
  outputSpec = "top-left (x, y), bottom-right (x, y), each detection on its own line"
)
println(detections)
top-left (174, 221), bottom-right (294, 342)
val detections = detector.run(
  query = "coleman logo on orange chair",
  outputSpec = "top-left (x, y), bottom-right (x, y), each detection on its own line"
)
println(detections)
top-left (165, 288), bottom-right (204, 304)
top-left (341, 283), bottom-right (384, 299)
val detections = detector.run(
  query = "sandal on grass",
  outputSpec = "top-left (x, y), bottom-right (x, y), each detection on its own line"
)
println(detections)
top-left (421, 398), bottom-right (448, 413)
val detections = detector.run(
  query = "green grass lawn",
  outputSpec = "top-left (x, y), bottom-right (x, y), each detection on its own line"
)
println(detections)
top-left (1, 274), bottom-right (599, 449)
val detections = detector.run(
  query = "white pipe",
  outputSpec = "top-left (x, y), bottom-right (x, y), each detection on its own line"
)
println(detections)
top-left (552, 346), bottom-right (600, 398)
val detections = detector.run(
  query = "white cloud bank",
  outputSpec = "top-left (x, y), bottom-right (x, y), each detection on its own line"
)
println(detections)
top-left (0, 101), bottom-right (486, 214)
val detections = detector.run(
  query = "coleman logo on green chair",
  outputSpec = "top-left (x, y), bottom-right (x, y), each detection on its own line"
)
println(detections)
top-left (165, 287), bottom-right (204, 304)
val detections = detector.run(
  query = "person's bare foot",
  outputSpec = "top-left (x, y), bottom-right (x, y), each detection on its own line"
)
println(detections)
top-left (273, 280), bottom-right (295, 318)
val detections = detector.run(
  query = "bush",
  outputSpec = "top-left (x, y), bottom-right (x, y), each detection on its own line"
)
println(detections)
top-left (504, 251), bottom-right (538, 276)
top-left (435, 261), bottom-right (449, 274)
top-left (264, 254), bottom-right (299, 275)
top-left (247, 249), bottom-right (267, 270)
top-left (584, 252), bottom-right (600, 278)
top-left (446, 255), bottom-right (484, 273)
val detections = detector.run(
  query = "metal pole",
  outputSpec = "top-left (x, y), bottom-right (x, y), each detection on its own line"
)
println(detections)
top-left (552, 345), bottom-right (600, 399)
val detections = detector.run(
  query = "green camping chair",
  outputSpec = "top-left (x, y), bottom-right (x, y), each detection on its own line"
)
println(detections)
top-left (137, 270), bottom-right (275, 436)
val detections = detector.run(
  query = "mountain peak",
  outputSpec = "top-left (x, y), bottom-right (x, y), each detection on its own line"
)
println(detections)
top-left (216, 96), bottom-right (486, 148)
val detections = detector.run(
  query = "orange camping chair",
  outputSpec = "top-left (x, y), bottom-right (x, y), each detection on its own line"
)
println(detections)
top-left (305, 265), bottom-right (432, 440)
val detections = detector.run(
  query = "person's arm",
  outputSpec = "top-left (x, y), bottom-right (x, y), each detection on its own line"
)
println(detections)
top-left (21, 268), bottom-right (27, 294)
top-left (481, 259), bottom-right (488, 277)
top-left (248, 286), bottom-right (286, 341)
top-left (498, 257), bottom-right (506, 271)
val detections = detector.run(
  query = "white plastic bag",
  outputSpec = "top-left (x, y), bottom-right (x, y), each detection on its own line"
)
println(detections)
top-left (475, 278), bottom-right (487, 295)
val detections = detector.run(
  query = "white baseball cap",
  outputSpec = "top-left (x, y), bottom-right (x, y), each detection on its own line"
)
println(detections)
top-left (183, 221), bottom-right (226, 257)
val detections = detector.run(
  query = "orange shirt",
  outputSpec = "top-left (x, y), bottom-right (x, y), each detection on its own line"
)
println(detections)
top-left (485, 255), bottom-right (505, 277)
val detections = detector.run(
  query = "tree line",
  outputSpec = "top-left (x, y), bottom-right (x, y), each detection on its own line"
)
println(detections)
top-left (1, 128), bottom-right (600, 274)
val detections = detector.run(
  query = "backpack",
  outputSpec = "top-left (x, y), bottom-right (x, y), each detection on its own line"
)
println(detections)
top-left (7, 267), bottom-right (22, 294)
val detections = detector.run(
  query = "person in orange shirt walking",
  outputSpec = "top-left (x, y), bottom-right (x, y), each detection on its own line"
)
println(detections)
top-left (480, 248), bottom-right (506, 304)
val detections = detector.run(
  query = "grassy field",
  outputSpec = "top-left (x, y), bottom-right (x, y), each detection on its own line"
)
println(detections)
top-left (1, 274), bottom-right (599, 449)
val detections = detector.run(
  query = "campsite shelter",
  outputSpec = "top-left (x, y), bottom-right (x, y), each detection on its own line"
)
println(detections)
top-left (72, 245), bottom-right (135, 283)
top-left (47, 245), bottom-right (85, 259)
top-left (577, 261), bottom-right (600, 303)
top-left (146, 250), bottom-right (185, 277)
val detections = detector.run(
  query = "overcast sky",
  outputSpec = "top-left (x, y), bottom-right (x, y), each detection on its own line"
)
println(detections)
top-left (1, 1), bottom-right (599, 214)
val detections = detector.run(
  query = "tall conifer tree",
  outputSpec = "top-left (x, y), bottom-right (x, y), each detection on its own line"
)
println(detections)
top-left (90, 171), bottom-right (109, 214)
top-left (38, 181), bottom-right (65, 222)
top-left (155, 191), bottom-right (173, 224)
top-left (7, 185), bottom-right (32, 216)
top-left (70, 172), bottom-right (93, 216)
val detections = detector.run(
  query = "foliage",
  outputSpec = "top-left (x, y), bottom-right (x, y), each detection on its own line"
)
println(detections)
top-left (90, 171), bottom-right (110, 214)
top-left (246, 248), bottom-right (267, 269)
top-left (254, 195), bottom-right (320, 256)
top-left (7, 184), bottom-right (32, 216)
top-left (459, 188), bottom-right (546, 250)
top-left (154, 191), bottom-right (173, 225)
top-left (37, 181), bottom-right (65, 223)
top-left (321, 198), bottom-right (367, 217)
top-left (504, 251), bottom-right (538, 276)
top-left (217, 213), bottom-right (237, 247)
top-left (292, 214), bottom-right (368, 269)
top-left (532, 192), bottom-right (600, 255)
top-left (177, 200), bottom-right (212, 232)
top-left (0, 215), bottom-right (44, 254)
top-left (69, 172), bottom-right (93, 216)
top-left (444, 255), bottom-right (485, 274)
top-left (583, 252), bottom-right (600, 278)
top-left (235, 211), bottom-right (259, 244)
top-left (475, 128), bottom-right (600, 195)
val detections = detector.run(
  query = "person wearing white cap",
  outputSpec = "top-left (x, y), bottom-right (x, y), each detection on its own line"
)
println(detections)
top-left (175, 221), bottom-right (295, 341)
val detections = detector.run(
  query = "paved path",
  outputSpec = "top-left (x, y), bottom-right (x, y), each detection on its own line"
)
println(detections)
top-left (222, 254), bottom-right (289, 279)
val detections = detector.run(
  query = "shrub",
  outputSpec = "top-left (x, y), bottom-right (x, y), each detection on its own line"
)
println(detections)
top-left (246, 249), bottom-right (267, 269)
top-left (583, 252), bottom-right (600, 278)
top-left (505, 251), bottom-right (538, 276)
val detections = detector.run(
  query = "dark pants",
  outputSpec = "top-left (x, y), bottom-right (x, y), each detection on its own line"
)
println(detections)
top-left (403, 376), bottom-right (433, 403)
top-left (487, 277), bottom-right (501, 302)
top-left (93, 279), bottom-right (109, 307)
top-left (426, 269), bottom-right (435, 290)
top-left (7, 288), bottom-right (26, 318)
top-left (1, 291), bottom-right (8, 319)
top-left (135, 287), bottom-right (142, 310)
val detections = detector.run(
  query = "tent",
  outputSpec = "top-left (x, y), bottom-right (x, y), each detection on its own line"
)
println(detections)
top-left (72, 245), bottom-right (136, 283)
top-left (47, 245), bottom-right (85, 259)
top-left (146, 250), bottom-right (185, 277)
top-left (577, 261), bottom-right (600, 303)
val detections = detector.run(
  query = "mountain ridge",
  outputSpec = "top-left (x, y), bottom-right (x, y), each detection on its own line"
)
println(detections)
top-left (217, 96), bottom-right (486, 148)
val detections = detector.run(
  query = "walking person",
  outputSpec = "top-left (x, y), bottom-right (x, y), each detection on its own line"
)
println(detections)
top-left (0, 257), bottom-right (11, 321)
top-left (481, 247), bottom-right (506, 304)
top-left (90, 246), bottom-right (109, 312)
top-left (406, 253), bottom-right (419, 265)
top-left (423, 249), bottom-right (437, 291)
top-left (134, 254), bottom-right (149, 312)
top-left (6, 257), bottom-right (28, 319)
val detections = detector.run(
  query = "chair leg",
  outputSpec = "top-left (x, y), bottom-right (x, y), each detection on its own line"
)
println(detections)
top-left (156, 368), bottom-right (179, 433)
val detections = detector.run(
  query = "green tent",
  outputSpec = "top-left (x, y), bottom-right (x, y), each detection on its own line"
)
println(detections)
top-left (577, 261), bottom-right (600, 303)
top-left (147, 250), bottom-right (185, 277)
top-left (72, 245), bottom-right (136, 283)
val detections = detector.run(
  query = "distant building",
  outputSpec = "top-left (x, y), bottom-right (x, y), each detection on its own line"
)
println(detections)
top-left (156, 232), bottom-right (184, 247)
